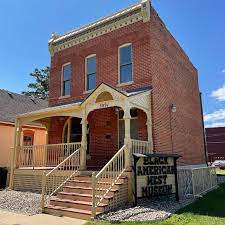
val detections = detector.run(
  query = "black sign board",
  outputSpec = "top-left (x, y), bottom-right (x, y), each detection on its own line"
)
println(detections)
top-left (133, 153), bottom-right (180, 206)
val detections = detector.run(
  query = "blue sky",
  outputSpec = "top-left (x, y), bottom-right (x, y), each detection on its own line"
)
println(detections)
top-left (0, 0), bottom-right (224, 127)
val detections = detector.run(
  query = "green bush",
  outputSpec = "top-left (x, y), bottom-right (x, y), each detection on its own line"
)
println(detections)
top-left (0, 167), bottom-right (8, 189)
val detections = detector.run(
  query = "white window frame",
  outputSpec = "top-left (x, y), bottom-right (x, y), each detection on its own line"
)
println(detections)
top-left (60, 62), bottom-right (71, 98)
top-left (117, 43), bottom-right (133, 86)
top-left (85, 54), bottom-right (97, 93)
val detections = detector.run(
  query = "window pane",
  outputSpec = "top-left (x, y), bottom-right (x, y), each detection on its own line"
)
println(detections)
top-left (63, 80), bottom-right (70, 96)
top-left (87, 73), bottom-right (96, 90)
top-left (63, 64), bottom-right (71, 81)
top-left (120, 45), bottom-right (131, 65)
top-left (120, 64), bottom-right (132, 83)
top-left (87, 56), bottom-right (96, 74)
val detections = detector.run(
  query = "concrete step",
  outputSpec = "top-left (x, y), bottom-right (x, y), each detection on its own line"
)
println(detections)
top-left (63, 185), bottom-right (119, 195)
top-left (44, 205), bottom-right (99, 220)
top-left (57, 191), bottom-right (113, 204)
top-left (50, 197), bottom-right (107, 212)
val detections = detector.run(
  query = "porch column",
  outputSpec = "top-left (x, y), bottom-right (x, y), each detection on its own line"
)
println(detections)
top-left (9, 119), bottom-right (22, 189)
top-left (124, 109), bottom-right (132, 171)
top-left (146, 114), bottom-right (154, 152)
top-left (67, 118), bottom-right (71, 143)
top-left (80, 118), bottom-right (87, 170)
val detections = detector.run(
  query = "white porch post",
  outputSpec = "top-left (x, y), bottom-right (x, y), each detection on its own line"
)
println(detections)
top-left (9, 119), bottom-right (22, 189)
top-left (67, 118), bottom-right (71, 143)
top-left (124, 108), bottom-right (132, 171)
top-left (80, 118), bottom-right (87, 171)
top-left (146, 113), bottom-right (154, 151)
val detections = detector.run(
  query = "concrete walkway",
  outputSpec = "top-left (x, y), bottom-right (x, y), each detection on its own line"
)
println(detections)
top-left (0, 210), bottom-right (86, 225)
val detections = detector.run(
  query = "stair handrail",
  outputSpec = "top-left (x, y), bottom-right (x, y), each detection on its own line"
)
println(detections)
top-left (41, 147), bottom-right (81, 210)
top-left (91, 144), bottom-right (127, 218)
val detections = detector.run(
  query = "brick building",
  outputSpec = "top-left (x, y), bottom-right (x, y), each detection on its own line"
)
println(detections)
top-left (206, 127), bottom-right (225, 162)
top-left (10, 0), bottom-right (207, 219)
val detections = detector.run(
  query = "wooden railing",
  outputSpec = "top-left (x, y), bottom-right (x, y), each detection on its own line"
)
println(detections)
top-left (131, 139), bottom-right (152, 154)
top-left (41, 147), bottom-right (81, 209)
top-left (17, 142), bottom-right (81, 168)
top-left (91, 145), bottom-right (127, 218)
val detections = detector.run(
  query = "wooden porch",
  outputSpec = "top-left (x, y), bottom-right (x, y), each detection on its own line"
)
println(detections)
top-left (9, 83), bottom-right (154, 219)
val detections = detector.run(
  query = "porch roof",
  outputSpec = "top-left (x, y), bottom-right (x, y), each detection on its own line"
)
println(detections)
top-left (17, 83), bottom-right (152, 123)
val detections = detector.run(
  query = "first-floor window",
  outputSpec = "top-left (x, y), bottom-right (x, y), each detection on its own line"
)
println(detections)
top-left (86, 55), bottom-right (96, 91)
top-left (62, 63), bottom-right (71, 96)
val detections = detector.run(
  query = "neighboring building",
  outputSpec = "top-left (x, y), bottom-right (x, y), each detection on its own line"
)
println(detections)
top-left (206, 127), bottom-right (225, 162)
top-left (10, 1), bottom-right (206, 219)
top-left (0, 89), bottom-right (47, 167)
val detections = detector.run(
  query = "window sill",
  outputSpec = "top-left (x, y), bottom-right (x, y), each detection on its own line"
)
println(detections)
top-left (116, 81), bottom-right (133, 87)
top-left (59, 95), bottom-right (70, 99)
top-left (83, 89), bottom-right (94, 95)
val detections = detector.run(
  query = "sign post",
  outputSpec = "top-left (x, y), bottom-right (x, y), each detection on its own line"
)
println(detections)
top-left (133, 153), bottom-right (180, 206)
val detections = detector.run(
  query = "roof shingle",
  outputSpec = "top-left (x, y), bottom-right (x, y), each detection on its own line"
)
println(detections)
top-left (0, 89), bottom-right (48, 123)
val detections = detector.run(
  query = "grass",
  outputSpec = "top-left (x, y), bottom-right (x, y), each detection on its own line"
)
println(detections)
top-left (86, 183), bottom-right (225, 225)
top-left (216, 169), bottom-right (225, 175)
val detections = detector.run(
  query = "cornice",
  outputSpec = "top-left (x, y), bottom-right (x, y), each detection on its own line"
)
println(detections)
top-left (49, 0), bottom-right (150, 56)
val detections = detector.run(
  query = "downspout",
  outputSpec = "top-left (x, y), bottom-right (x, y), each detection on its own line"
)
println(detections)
top-left (199, 92), bottom-right (208, 166)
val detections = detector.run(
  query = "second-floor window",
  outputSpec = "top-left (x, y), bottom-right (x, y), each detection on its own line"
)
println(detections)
top-left (86, 55), bottom-right (96, 91)
top-left (62, 63), bottom-right (71, 96)
top-left (119, 44), bottom-right (132, 84)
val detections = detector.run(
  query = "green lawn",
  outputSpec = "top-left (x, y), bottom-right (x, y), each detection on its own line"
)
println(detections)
top-left (86, 184), bottom-right (225, 225)
top-left (216, 169), bottom-right (225, 175)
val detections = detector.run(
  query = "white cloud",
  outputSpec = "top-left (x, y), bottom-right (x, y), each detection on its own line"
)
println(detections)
top-left (222, 69), bottom-right (225, 73)
top-left (205, 121), bottom-right (225, 128)
top-left (204, 108), bottom-right (225, 122)
top-left (211, 84), bottom-right (225, 101)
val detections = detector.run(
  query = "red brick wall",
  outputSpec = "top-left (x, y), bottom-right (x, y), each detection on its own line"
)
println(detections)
top-left (150, 8), bottom-right (206, 165)
top-left (48, 6), bottom-right (206, 166)
top-left (138, 109), bottom-right (148, 141)
top-left (87, 108), bottom-right (118, 166)
top-left (49, 20), bottom-right (152, 106)
top-left (48, 117), bottom-right (67, 144)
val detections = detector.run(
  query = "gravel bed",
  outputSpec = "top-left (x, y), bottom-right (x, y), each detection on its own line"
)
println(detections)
top-left (0, 189), bottom-right (41, 215)
top-left (98, 196), bottom-right (195, 222)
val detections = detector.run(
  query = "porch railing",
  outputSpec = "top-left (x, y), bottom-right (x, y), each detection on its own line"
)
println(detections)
top-left (17, 142), bottom-right (81, 168)
top-left (131, 139), bottom-right (152, 154)
top-left (41, 147), bottom-right (81, 209)
top-left (91, 144), bottom-right (127, 218)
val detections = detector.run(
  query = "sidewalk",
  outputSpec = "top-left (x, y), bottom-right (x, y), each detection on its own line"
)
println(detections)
top-left (0, 210), bottom-right (86, 225)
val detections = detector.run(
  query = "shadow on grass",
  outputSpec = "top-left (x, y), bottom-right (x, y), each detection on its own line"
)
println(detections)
top-left (176, 183), bottom-right (225, 218)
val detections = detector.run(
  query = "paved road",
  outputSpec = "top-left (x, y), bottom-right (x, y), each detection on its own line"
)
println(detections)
top-left (0, 210), bottom-right (86, 225)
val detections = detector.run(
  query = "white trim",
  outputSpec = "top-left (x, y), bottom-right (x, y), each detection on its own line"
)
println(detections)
top-left (116, 81), bottom-right (134, 87)
top-left (59, 95), bottom-right (70, 99)
top-left (177, 164), bottom-right (207, 170)
top-left (85, 54), bottom-right (97, 92)
top-left (118, 43), bottom-right (133, 85)
top-left (61, 62), bottom-right (71, 97)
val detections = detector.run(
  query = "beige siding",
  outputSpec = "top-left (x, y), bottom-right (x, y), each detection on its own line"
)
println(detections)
top-left (0, 123), bottom-right (46, 167)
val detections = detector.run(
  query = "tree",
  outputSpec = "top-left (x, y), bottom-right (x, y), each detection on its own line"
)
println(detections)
top-left (22, 66), bottom-right (50, 100)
